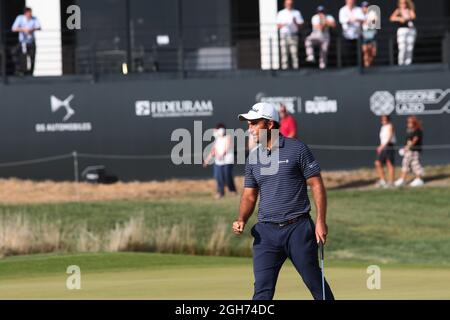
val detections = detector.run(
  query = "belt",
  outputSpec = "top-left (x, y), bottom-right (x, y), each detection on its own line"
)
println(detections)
top-left (265, 215), bottom-right (309, 227)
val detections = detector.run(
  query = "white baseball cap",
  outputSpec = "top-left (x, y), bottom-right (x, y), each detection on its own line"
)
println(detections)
top-left (238, 103), bottom-right (280, 123)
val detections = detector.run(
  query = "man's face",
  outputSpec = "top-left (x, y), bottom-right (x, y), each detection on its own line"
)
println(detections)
top-left (25, 10), bottom-right (32, 19)
top-left (248, 119), bottom-right (270, 143)
top-left (285, 0), bottom-right (293, 10)
top-left (346, 0), bottom-right (355, 7)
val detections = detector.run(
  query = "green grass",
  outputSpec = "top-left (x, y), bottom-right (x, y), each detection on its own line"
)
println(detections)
top-left (0, 253), bottom-right (448, 299)
top-left (0, 187), bottom-right (449, 265)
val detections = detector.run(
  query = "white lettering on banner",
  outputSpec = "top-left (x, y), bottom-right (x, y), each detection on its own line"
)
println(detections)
top-left (305, 97), bottom-right (338, 114)
top-left (370, 89), bottom-right (450, 116)
top-left (136, 100), bottom-right (214, 118)
top-left (36, 123), bottom-right (92, 132)
top-left (395, 90), bottom-right (442, 103)
top-left (259, 96), bottom-right (301, 114)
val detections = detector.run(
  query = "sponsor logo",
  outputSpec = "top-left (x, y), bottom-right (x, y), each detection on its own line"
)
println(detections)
top-left (35, 95), bottom-right (92, 133)
top-left (305, 97), bottom-right (338, 114)
top-left (370, 89), bottom-right (450, 116)
top-left (135, 100), bottom-right (214, 118)
top-left (256, 93), bottom-right (338, 115)
top-left (256, 92), bottom-right (301, 114)
top-left (370, 91), bottom-right (395, 116)
top-left (51, 95), bottom-right (75, 121)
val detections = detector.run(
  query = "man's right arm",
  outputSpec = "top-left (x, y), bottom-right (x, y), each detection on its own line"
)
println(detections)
top-left (276, 12), bottom-right (284, 30)
top-left (339, 8), bottom-right (348, 25)
top-left (12, 17), bottom-right (22, 32)
top-left (232, 188), bottom-right (258, 235)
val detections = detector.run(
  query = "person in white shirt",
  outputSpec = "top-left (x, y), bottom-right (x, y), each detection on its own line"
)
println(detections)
top-left (276, 0), bottom-right (304, 70)
top-left (305, 6), bottom-right (336, 70)
top-left (375, 115), bottom-right (397, 188)
top-left (203, 123), bottom-right (237, 199)
top-left (339, 0), bottom-right (364, 66)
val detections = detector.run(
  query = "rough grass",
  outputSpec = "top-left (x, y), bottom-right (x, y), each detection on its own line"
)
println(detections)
top-left (0, 186), bottom-right (448, 266)
top-left (0, 215), bottom-right (226, 258)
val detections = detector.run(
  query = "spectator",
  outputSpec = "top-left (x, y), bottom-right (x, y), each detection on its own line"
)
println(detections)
top-left (279, 105), bottom-right (298, 138)
top-left (11, 7), bottom-right (41, 75)
top-left (339, 0), bottom-right (364, 67)
top-left (390, 0), bottom-right (417, 66)
top-left (374, 115), bottom-right (396, 188)
top-left (395, 116), bottom-right (425, 187)
top-left (203, 123), bottom-right (237, 199)
top-left (276, 0), bottom-right (304, 70)
top-left (361, 1), bottom-right (379, 68)
top-left (305, 5), bottom-right (336, 70)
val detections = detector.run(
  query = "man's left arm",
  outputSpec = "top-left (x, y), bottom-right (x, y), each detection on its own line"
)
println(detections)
top-left (294, 11), bottom-right (304, 28)
top-left (33, 19), bottom-right (42, 31)
top-left (307, 175), bottom-right (328, 244)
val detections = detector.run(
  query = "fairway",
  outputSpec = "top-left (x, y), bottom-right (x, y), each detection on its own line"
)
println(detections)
top-left (0, 253), bottom-right (448, 299)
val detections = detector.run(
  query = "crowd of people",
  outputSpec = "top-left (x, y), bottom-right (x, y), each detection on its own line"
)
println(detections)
top-left (5, 1), bottom-right (420, 75)
top-left (277, 0), bottom-right (417, 69)
top-left (375, 115), bottom-right (425, 188)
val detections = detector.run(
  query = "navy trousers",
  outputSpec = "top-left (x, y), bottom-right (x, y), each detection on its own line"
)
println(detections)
top-left (213, 164), bottom-right (237, 196)
top-left (251, 215), bottom-right (334, 300)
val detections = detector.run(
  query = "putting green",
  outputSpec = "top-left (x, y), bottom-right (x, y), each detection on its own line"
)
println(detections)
top-left (0, 253), bottom-right (448, 299)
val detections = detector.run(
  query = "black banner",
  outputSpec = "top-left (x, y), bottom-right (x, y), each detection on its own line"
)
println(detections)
top-left (0, 69), bottom-right (449, 181)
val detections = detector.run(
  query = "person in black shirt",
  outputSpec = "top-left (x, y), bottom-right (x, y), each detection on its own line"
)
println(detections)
top-left (395, 116), bottom-right (425, 187)
top-left (390, 0), bottom-right (417, 66)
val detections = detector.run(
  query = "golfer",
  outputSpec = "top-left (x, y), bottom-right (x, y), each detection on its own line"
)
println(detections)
top-left (232, 103), bottom-right (334, 300)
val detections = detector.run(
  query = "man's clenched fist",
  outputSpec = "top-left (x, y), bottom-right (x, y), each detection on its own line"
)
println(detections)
top-left (232, 220), bottom-right (245, 235)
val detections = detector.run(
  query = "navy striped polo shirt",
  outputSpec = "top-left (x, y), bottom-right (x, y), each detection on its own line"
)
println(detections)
top-left (244, 135), bottom-right (321, 223)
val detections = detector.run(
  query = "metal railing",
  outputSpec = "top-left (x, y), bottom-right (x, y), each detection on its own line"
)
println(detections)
top-left (1, 20), bottom-right (449, 81)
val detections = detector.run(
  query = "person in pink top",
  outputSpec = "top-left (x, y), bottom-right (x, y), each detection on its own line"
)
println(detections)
top-left (279, 105), bottom-right (298, 138)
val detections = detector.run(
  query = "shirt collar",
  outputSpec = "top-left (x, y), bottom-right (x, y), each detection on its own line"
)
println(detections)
top-left (260, 134), bottom-right (285, 155)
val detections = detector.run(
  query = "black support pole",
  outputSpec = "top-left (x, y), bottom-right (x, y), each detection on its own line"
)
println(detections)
top-left (125, 0), bottom-right (132, 74)
top-left (177, 0), bottom-right (184, 78)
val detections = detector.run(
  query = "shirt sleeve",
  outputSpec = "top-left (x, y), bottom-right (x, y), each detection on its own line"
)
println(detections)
top-left (356, 8), bottom-right (365, 21)
top-left (34, 18), bottom-right (41, 29)
top-left (276, 11), bottom-right (283, 24)
top-left (311, 15), bottom-right (320, 26)
top-left (298, 143), bottom-right (321, 179)
top-left (327, 15), bottom-right (336, 24)
top-left (12, 16), bottom-right (21, 31)
top-left (244, 158), bottom-right (258, 189)
top-left (339, 8), bottom-right (349, 24)
top-left (295, 11), bottom-right (304, 24)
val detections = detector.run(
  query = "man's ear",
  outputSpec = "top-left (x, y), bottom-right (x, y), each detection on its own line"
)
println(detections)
top-left (268, 121), bottom-right (276, 130)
